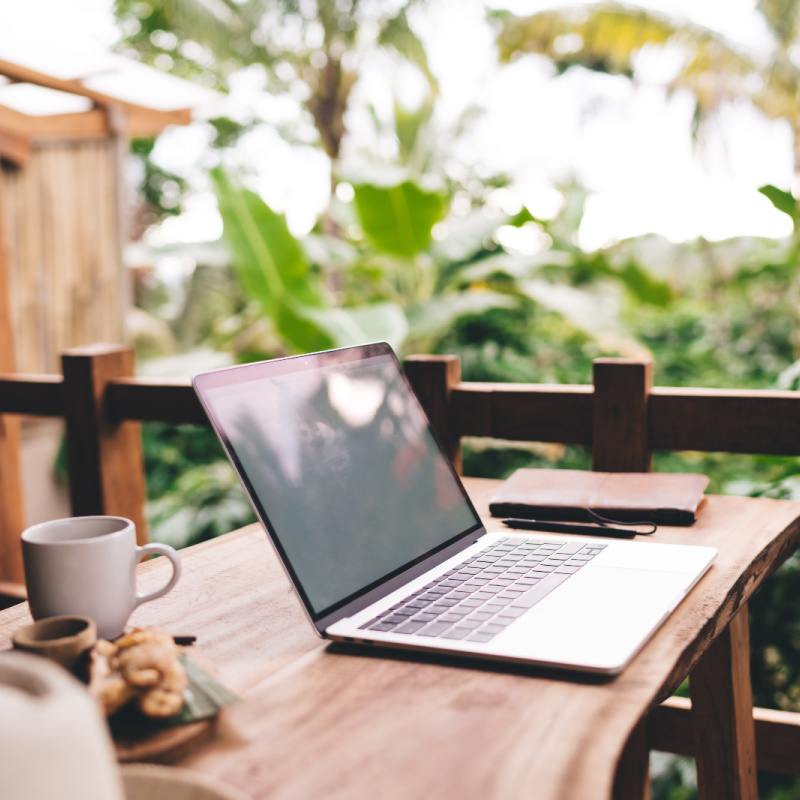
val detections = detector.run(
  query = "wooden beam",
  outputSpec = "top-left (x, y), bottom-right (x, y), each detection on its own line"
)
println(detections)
top-left (691, 603), bottom-right (758, 799)
top-left (452, 383), bottom-right (593, 445)
top-left (61, 344), bottom-right (148, 544)
top-left (649, 696), bottom-right (800, 777)
top-left (0, 374), bottom-right (64, 416)
top-left (650, 388), bottom-right (800, 456)
top-left (107, 377), bottom-right (210, 426)
top-left (0, 169), bottom-right (25, 583)
top-left (0, 59), bottom-right (194, 137)
top-left (0, 104), bottom-right (110, 140)
top-left (592, 359), bottom-right (653, 472)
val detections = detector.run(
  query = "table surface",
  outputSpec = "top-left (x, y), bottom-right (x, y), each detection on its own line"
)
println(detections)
top-left (2, 477), bottom-right (800, 800)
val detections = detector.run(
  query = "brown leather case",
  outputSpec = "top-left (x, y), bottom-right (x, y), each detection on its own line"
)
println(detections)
top-left (488, 469), bottom-right (710, 526)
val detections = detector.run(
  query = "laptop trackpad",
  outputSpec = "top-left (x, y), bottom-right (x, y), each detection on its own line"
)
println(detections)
top-left (496, 566), bottom-right (691, 671)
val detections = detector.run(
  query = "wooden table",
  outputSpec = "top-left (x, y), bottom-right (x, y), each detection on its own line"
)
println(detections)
top-left (2, 478), bottom-right (800, 800)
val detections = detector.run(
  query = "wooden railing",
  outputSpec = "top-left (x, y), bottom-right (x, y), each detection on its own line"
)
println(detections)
top-left (3, 343), bottom-right (800, 779)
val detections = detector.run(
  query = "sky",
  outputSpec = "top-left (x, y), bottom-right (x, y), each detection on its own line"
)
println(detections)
top-left (2, 0), bottom-right (795, 251)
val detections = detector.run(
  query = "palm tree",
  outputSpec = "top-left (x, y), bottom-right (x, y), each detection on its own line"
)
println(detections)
top-left (493, 1), bottom-right (800, 185)
top-left (114, 0), bottom-right (436, 165)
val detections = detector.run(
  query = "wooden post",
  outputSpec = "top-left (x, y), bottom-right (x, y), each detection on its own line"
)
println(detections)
top-left (691, 603), bottom-right (758, 800)
top-left (404, 355), bottom-right (462, 473)
top-left (613, 716), bottom-right (651, 800)
top-left (0, 168), bottom-right (26, 582)
top-left (592, 358), bottom-right (653, 472)
top-left (61, 344), bottom-right (148, 544)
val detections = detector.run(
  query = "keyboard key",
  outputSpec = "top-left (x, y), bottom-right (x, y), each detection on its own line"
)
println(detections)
top-left (368, 622), bottom-right (400, 631)
top-left (383, 615), bottom-right (411, 624)
top-left (466, 632), bottom-right (496, 643)
top-left (458, 619), bottom-right (483, 630)
top-left (479, 623), bottom-right (508, 635)
top-left (413, 613), bottom-right (438, 623)
top-left (442, 628), bottom-right (471, 640)
top-left (555, 565), bottom-right (580, 574)
top-left (468, 611), bottom-right (493, 622)
top-left (490, 596), bottom-right (512, 605)
top-left (555, 542), bottom-right (584, 554)
top-left (419, 622), bottom-right (454, 637)
top-left (396, 620), bottom-right (427, 634)
top-left (496, 606), bottom-right (526, 619)
top-left (511, 572), bottom-right (571, 608)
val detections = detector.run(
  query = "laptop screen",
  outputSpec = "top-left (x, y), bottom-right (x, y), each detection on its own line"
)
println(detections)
top-left (194, 344), bottom-right (482, 620)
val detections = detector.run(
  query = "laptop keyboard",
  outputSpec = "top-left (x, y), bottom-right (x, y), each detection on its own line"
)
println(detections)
top-left (359, 537), bottom-right (607, 644)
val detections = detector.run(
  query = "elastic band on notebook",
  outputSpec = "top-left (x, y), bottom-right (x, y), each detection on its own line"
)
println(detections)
top-left (586, 508), bottom-right (657, 535)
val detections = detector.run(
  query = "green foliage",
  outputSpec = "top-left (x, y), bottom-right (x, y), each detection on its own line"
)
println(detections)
top-left (760, 184), bottom-right (798, 221)
top-left (130, 137), bottom-right (189, 228)
top-left (141, 423), bottom-right (256, 549)
top-left (353, 180), bottom-right (445, 258)
top-left (210, 166), bottom-right (408, 355)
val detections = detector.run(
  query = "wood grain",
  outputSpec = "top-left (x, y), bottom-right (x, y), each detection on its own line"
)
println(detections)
top-left (0, 173), bottom-right (25, 582)
top-left (692, 605), bottom-right (758, 799)
top-left (1, 479), bottom-right (796, 799)
top-left (592, 359), bottom-right (653, 473)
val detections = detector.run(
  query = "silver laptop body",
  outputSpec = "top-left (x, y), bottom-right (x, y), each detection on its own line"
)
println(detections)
top-left (193, 343), bottom-right (716, 675)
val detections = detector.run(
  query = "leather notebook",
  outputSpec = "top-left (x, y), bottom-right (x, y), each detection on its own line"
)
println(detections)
top-left (488, 469), bottom-right (710, 526)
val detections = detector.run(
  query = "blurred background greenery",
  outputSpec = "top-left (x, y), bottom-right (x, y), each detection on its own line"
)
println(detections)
top-left (104, 1), bottom-right (800, 796)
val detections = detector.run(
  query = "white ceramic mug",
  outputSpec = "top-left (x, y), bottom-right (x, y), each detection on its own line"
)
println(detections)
top-left (21, 516), bottom-right (181, 640)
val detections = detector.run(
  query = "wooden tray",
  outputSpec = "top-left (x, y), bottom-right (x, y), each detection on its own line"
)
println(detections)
top-left (113, 714), bottom-right (217, 763)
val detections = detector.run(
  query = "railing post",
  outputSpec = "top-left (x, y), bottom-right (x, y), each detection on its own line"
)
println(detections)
top-left (0, 176), bottom-right (25, 583)
top-left (61, 344), bottom-right (148, 544)
top-left (592, 358), bottom-right (653, 472)
top-left (0, 414), bottom-right (24, 583)
top-left (404, 355), bottom-right (462, 473)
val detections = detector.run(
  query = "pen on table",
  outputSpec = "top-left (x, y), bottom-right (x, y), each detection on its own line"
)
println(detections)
top-left (501, 518), bottom-right (639, 539)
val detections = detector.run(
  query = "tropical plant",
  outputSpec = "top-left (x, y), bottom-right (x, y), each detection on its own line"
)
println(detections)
top-left (493, 2), bottom-right (800, 172)
top-left (114, 0), bottom-right (435, 166)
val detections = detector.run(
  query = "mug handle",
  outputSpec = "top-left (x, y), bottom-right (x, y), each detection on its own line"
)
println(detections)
top-left (133, 543), bottom-right (182, 608)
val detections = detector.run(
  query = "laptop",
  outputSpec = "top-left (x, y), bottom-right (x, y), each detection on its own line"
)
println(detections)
top-left (193, 342), bottom-right (716, 675)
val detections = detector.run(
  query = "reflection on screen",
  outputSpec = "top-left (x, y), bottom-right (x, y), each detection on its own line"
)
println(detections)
top-left (205, 353), bottom-right (479, 615)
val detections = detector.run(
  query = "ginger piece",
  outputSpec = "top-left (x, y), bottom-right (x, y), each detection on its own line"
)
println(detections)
top-left (88, 626), bottom-right (187, 719)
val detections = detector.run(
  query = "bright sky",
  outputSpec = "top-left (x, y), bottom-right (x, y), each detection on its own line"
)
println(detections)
top-left (1, 0), bottom-right (795, 250)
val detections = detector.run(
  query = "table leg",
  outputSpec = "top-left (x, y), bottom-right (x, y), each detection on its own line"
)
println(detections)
top-left (613, 716), bottom-right (651, 800)
top-left (691, 602), bottom-right (758, 800)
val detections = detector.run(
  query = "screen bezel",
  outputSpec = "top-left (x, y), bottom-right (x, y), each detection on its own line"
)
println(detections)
top-left (192, 342), bottom-right (485, 636)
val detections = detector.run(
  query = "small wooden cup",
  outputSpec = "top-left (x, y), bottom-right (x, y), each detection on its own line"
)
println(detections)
top-left (12, 616), bottom-right (97, 674)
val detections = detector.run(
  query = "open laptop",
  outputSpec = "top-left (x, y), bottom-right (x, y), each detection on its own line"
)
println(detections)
top-left (193, 342), bottom-right (716, 675)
